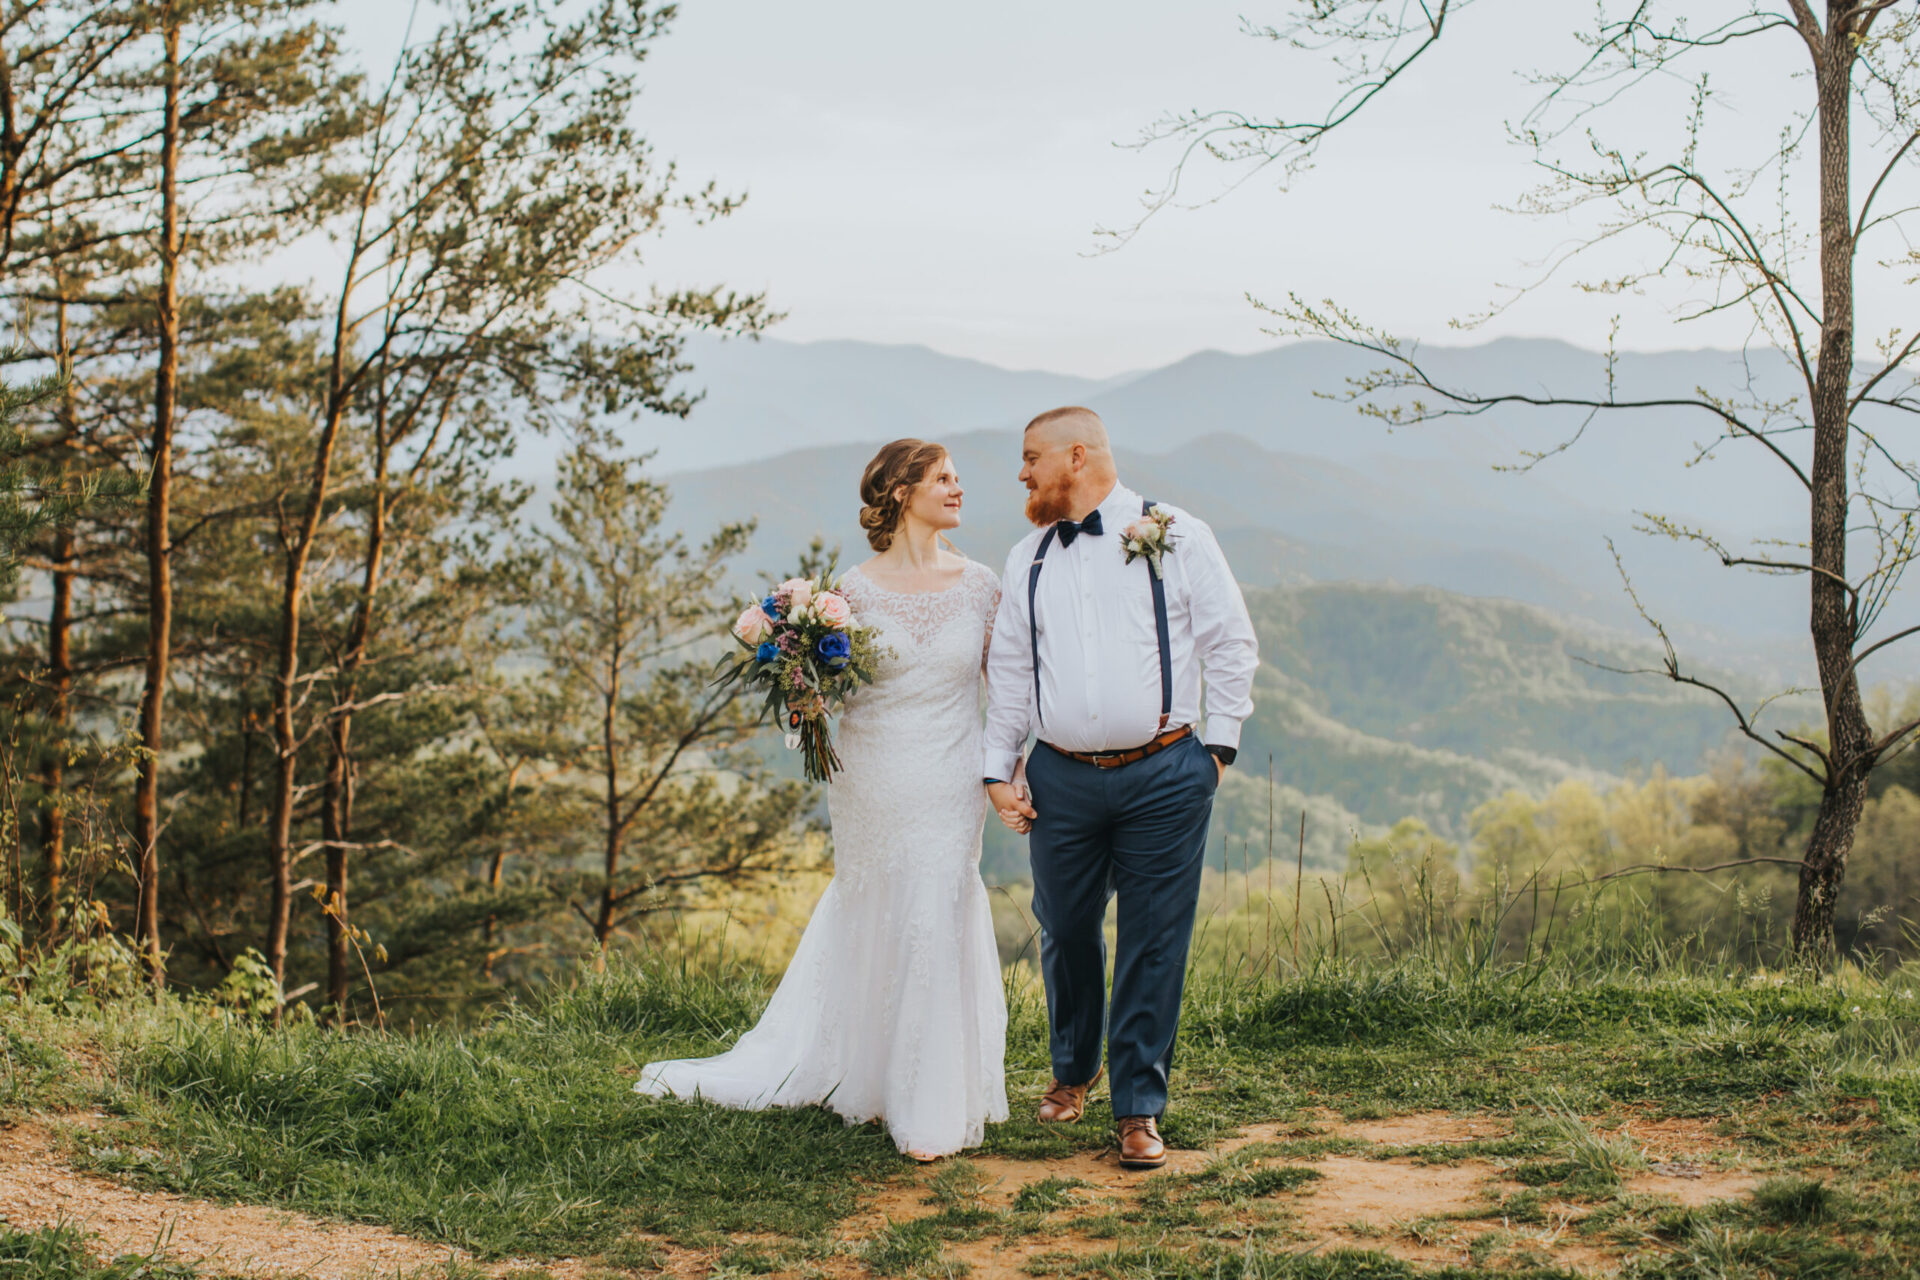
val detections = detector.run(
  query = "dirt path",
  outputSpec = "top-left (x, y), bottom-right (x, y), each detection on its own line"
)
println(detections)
top-left (854, 1112), bottom-right (1759, 1280)
top-left (1, 1111), bottom-right (1761, 1280)
top-left (0, 1123), bottom-right (470, 1279)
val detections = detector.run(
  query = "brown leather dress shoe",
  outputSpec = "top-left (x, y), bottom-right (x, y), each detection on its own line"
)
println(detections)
top-left (1036, 1067), bottom-right (1102, 1122)
top-left (1117, 1115), bottom-right (1166, 1169)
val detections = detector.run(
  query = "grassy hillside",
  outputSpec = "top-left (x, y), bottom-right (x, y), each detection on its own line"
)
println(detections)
top-left (1233, 584), bottom-right (1755, 831)
top-left (5, 936), bottom-right (1919, 1279)
top-left (981, 580), bottom-right (1772, 882)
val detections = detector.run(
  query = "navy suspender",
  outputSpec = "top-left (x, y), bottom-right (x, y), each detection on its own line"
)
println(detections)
top-left (1027, 524), bottom-right (1058, 724)
top-left (1027, 498), bottom-right (1172, 732)
top-left (1145, 509), bottom-right (1173, 732)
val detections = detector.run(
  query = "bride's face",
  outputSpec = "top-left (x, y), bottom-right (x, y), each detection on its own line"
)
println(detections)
top-left (901, 454), bottom-right (964, 532)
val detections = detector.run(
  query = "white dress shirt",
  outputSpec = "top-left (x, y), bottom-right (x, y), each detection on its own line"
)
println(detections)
top-left (982, 480), bottom-right (1259, 780)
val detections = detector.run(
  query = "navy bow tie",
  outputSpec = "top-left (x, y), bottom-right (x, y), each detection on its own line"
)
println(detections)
top-left (1054, 509), bottom-right (1103, 547)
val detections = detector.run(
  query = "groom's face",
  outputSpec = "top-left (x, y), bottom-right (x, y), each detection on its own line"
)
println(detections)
top-left (1021, 432), bottom-right (1078, 526)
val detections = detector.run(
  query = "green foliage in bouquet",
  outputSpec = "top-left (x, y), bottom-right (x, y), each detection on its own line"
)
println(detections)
top-left (714, 567), bottom-right (889, 782)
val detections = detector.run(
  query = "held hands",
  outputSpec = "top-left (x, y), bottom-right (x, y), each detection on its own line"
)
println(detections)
top-left (988, 760), bottom-right (1035, 835)
top-left (989, 755), bottom-right (1219, 834)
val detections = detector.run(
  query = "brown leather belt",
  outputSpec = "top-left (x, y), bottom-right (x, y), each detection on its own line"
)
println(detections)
top-left (1042, 725), bottom-right (1193, 770)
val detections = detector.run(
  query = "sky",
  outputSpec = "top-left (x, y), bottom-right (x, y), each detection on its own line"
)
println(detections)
top-left (332, 0), bottom-right (1913, 378)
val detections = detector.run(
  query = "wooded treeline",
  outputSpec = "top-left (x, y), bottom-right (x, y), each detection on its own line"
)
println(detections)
top-left (1125, 0), bottom-right (1920, 963)
top-left (0, 0), bottom-right (811, 1021)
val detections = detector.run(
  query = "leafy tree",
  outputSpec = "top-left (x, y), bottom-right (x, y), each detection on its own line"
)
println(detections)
top-left (1129, 1), bottom-right (1920, 962)
top-left (511, 441), bottom-right (809, 964)
top-left (256, 0), bottom-right (765, 1007)
top-left (50, 0), bottom-right (359, 987)
top-left (0, 367), bottom-right (140, 944)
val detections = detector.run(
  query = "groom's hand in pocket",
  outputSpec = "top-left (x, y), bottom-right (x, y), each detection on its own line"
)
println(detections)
top-left (987, 780), bottom-right (1035, 835)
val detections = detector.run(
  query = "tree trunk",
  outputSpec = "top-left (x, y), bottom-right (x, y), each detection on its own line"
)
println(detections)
top-left (481, 761), bottom-right (522, 982)
top-left (237, 691), bottom-right (255, 828)
top-left (482, 845), bottom-right (506, 981)
top-left (1791, 13), bottom-right (1873, 965)
top-left (0, 28), bottom-right (21, 271)
top-left (323, 416), bottom-right (391, 1015)
top-left (134, 10), bottom-right (182, 992)
top-left (321, 719), bottom-right (350, 1016)
top-left (40, 517), bottom-right (72, 938)
top-left (263, 397), bottom-right (350, 1005)
top-left (593, 646), bottom-right (622, 967)
top-left (39, 300), bottom-right (76, 940)
top-left (264, 152), bottom-right (381, 1010)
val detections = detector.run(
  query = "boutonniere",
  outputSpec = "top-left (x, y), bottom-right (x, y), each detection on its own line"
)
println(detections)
top-left (1121, 505), bottom-right (1177, 579)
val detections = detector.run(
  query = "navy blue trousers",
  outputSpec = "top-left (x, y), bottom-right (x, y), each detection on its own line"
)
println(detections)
top-left (1025, 733), bottom-right (1216, 1119)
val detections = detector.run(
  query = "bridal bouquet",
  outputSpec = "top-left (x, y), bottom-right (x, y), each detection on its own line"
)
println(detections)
top-left (716, 570), bottom-right (887, 782)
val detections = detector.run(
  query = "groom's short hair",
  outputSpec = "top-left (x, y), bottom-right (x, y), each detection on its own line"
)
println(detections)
top-left (1025, 406), bottom-right (1110, 456)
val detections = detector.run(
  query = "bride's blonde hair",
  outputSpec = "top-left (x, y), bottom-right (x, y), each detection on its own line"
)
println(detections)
top-left (859, 438), bottom-right (956, 552)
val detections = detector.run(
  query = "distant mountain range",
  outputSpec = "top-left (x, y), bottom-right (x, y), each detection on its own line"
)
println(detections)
top-left (613, 333), bottom-right (1875, 675)
top-left (521, 332), bottom-right (1899, 879)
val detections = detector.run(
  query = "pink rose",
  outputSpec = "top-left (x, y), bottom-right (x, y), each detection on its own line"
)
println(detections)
top-left (732, 606), bottom-right (773, 644)
top-left (778, 577), bottom-right (813, 611)
top-left (1123, 517), bottom-right (1158, 542)
top-left (813, 591), bottom-right (852, 628)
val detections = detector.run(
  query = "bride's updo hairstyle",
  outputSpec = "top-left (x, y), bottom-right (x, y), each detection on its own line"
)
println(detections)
top-left (859, 438), bottom-right (952, 552)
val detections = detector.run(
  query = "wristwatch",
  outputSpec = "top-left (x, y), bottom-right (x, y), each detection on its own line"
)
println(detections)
top-left (1207, 745), bottom-right (1237, 767)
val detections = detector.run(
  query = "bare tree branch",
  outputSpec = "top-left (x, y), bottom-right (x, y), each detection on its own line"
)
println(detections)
top-left (1578, 855), bottom-right (1810, 886)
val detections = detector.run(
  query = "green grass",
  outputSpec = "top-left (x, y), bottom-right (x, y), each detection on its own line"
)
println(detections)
top-left (1012, 1176), bottom-right (1091, 1214)
top-left (0, 1224), bottom-right (215, 1280)
top-left (73, 954), bottom-right (902, 1256)
top-left (6, 942), bottom-right (1920, 1278)
top-left (1, 1010), bottom-right (101, 1121)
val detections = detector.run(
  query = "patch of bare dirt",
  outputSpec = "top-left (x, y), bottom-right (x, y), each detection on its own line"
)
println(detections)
top-left (1326, 1112), bottom-right (1512, 1147)
top-left (943, 1235), bottom-right (1077, 1280)
top-left (0, 1123), bottom-right (469, 1279)
top-left (2, 1110), bottom-right (1770, 1280)
top-left (0, 1123), bottom-right (718, 1280)
top-left (1277, 1155), bottom-right (1613, 1273)
top-left (1616, 1115), bottom-right (1741, 1161)
top-left (1624, 1166), bottom-right (1759, 1207)
top-left (860, 1109), bottom-right (1767, 1277)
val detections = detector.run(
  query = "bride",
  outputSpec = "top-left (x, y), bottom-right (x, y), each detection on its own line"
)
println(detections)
top-left (635, 438), bottom-right (1010, 1160)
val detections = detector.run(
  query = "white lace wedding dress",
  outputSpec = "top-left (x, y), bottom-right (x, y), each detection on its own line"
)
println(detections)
top-left (635, 559), bottom-right (1010, 1157)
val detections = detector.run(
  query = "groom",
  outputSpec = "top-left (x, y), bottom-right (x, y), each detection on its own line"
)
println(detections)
top-left (984, 406), bottom-right (1258, 1169)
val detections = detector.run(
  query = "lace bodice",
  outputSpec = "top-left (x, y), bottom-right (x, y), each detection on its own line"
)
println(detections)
top-left (841, 559), bottom-right (1000, 664)
top-left (832, 559), bottom-right (999, 883)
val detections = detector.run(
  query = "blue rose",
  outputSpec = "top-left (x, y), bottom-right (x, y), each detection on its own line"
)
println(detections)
top-left (815, 631), bottom-right (852, 669)
top-left (755, 640), bottom-right (780, 664)
top-left (760, 594), bottom-right (784, 621)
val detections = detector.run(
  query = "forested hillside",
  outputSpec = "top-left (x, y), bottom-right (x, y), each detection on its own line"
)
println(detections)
top-left (980, 579), bottom-right (1780, 883)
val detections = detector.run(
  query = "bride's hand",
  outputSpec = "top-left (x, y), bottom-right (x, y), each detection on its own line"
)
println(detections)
top-left (986, 780), bottom-right (1034, 835)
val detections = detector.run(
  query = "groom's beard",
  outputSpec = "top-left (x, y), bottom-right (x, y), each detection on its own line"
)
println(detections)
top-left (1025, 476), bottom-right (1075, 526)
